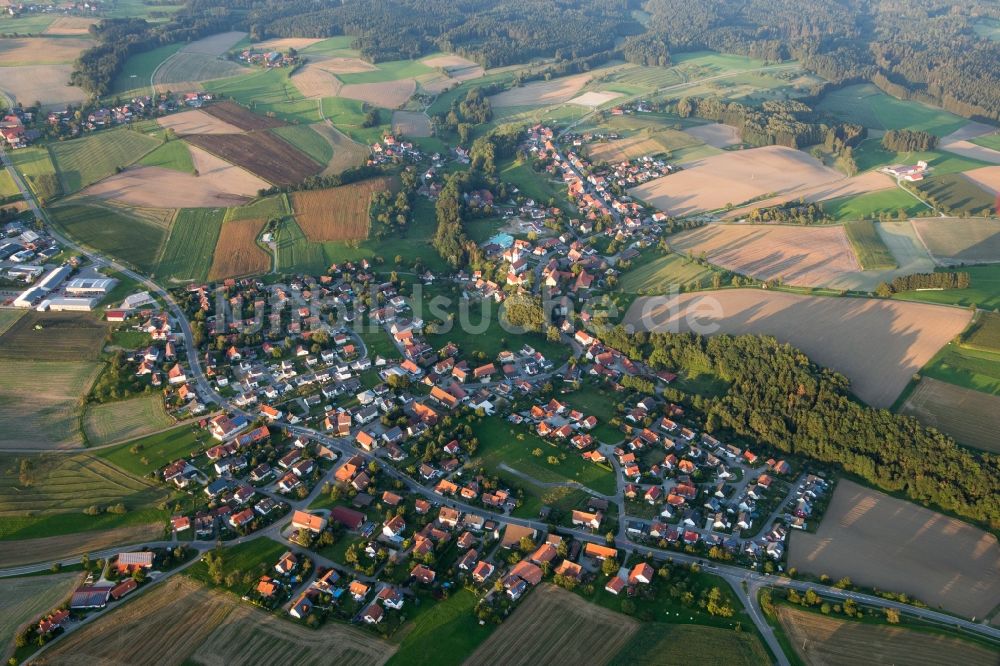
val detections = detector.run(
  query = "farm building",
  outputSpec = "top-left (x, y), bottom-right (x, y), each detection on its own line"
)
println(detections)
top-left (70, 586), bottom-right (112, 610)
top-left (65, 277), bottom-right (117, 296)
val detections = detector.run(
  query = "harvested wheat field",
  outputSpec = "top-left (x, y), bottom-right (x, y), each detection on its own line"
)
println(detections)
top-left (961, 165), bottom-right (1000, 195)
top-left (0, 523), bottom-right (163, 569)
top-left (684, 123), bottom-right (741, 148)
top-left (423, 54), bottom-right (479, 71)
top-left (668, 224), bottom-right (861, 288)
top-left (489, 72), bottom-right (593, 108)
top-left (291, 64), bottom-right (343, 98)
top-left (0, 360), bottom-right (101, 450)
top-left (0, 64), bottom-right (84, 106)
top-left (0, 37), bottom-right (94, 65)
top-left (80, 145), bottom-right (266, 208)
top-left (314, 57), bottom-right (378, 75)
top-left (464, 584), bottom-right (638, 666)
top-left (158, 109), bottom-right (243, 135)
top-left (0, 571), bottom-right (81, 660)
top-left (725, 171), bottom-right (896, 220)
top-left (778, 605), bottom-right (997, 666)
top-left (912, 218), bottom-right (1000, 265)
top-left (44, 16), bottom-right (97, 35)
top-left (625, 290), bottom-right (971, 406)
top-left (291, 177), bottom-right (393, 241)
top-left (789, 480), bottom-right (1000, 618)
top-left (940, 122), bottom-right (1000, 165)
top-left (209, 219), bottom-right (270, 279)
top-left (900, 377), bottom-right (1000, 453)
top-left (312, 123), bottom-right (369, 175)
top-left (339, 80), bottom-right (417, 109)
top-left (589, 130), bottom-right (700, 164)
top-left (568, 91), bottom-right (621, 107)
top-left (630, 146), bottom-right (842, 216)
top-left (392, 110), bottom-right (432, 137)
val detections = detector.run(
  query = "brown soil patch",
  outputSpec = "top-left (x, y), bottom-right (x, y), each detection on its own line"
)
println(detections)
top-left (185, 132), bottom-right (320, 186)
top-left (43, 17), bottom-right (97, 35)
top-left (209, 218), bottom-right (270, 279)
top-left (80, 144), bottom-right (266, 208)
top-left (724, 171), bottom-right (896, 220)
top-left (489, 72), bottom-right (593, 108)
top-left (625, 290), bottom-right (971, 406)
top-left (911, 217), bottom-right (1000, 265)
top-left (339, 80), bottom-right (417, 109)
top-left (0, 523), bottom-right (163, 568)
top-left (463, 584), bottom-right (638, 666)
top-left (291, 177), bottom-right (393, 241)
top-left (668, 224), bottom-right (861, 288)
top-left (0, 37), bottom-right (94, 65)
top-left (291, 64), bottom-right (344, 99)
top-left (0, 64), bottom-right (85, 107)
top-left (629, 146), bottom-right (843, 216)
top-left (788, 479), bottom-right (1000, 618)
top-left (684, 123), bottom-right (741, 148)
top-left (778, 604), bottom-right (997, 666)
top-left (157, 109), bottom-right (243, 135)
top-left (391, 110), bottom-right (432, 137)
top-left (201, 101), bottom-right (286, 131)
top-left (900, 377), bottom-right (1000, 453)
top-left (960, 165), bottom-right (1000, 196)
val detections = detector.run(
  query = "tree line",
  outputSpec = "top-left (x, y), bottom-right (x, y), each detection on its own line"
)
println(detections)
top-left (875, 271), bottom-right (970, 296)
top-left (881, 129), bottom-right (938, 153)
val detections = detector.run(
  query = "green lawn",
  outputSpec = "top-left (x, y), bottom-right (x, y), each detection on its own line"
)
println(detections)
top-left (9, 147), bottom-right (59, 202)
top-left (963, 311), bottom-right (1000, 353)
top-left (672, 50), bottom-right (767, 74)
top-left (499, 158), bottom-right (569, 207)
top-left (558, 383), bottom-right (625, 444)
top-left (620, 251), bottom-right (719, 293)
top-left (893, 264), bottom-right (1000, 311)
top-left (852, 139), bottom-right (991, 174)
top-left (185, 539), bottom-right (288, 591)
top-left (301, 36), bottom-right (359, 57)
top-left (0, 170), bottom-right (20, 198)
top-left (912, 173), bottom-right (996, 217)
top-left (320, 96), bottom-right (389, 144)
top-left (225, 194), bottom-right (289, 222)
top-left (920, 343), bottom-right (1000, 396)
top-left (97, 423), bottom-right (212, 477)
top-left (844, 219), bottom-right (897, 269)
top-left (48, 203), bottom-right (167, 272)
top-left (338, 58), bottom-right (433, 85)
top-left (271, 125), bottom-right (332, 167)
top-left (386, 589), bottom-right (496, 666)
top-left (137, 139), bottom-right (195, 173)
top-left (112, 42), bottom-right (185, 94)
top-left (471, 416), bottom-right (617, 495)
top-left (822, 189), bottom-right (928, 221)
top-left (156, 207), bottom-right (226, 281)
top-left (816, 83), bottom-right (968, 137)
top-left (205, 68), bottom-right (322, 125)
top-left (970, 132), bottom-right (1000, 151)
top-left (49, 128), bottom-right (161, 194)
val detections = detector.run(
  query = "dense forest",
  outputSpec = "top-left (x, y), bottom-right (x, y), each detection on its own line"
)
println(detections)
top-left (597, 326), bottom-right (999, 527)
top-left (675, 98), bottom-right (826, 149)
top-left (881, 129), bottom-right (938, 152)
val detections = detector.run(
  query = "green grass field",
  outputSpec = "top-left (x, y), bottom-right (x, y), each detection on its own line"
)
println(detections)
top-left (844, 219), bottom-right (897, 269)
top-left (913, 174), bottom-right (996, 217)
top-left (49, 128), bottom-right (160, 194)
top-left (275, 216), bottom-right (328, 273)
top-left (137, 139), bottom-right (195, 172)
top-left (852, 140), bottom-right (991, 174)
top-left (270, 124), bottom-right (331, 167)
top-left (610, 623), bottom-right (771, 666)
top-left (185, 539), bottom-right (288, 592)
top-left (962, 311), bottom-right (1000, 353)
top-left (920, 343), bottom-right (1000, 396)
top-left (386, 589), bottom-right (496, 666)
top-left (300, 36), bottom-right (358, 57)
top-left (893, 264), bottom-right (1000, 311)
top-left (823, 189), bottom-right (928, 221)
top-left (320, 96), bottom-right (389, 144)
top-left (970, 132), bottom-right (1000, 151)
top-left (338, 58), bottom-right (433, 85)
top-left (9, 147), bottom-right (60, 201)
top-left (204, 68), bottom-right (322, 125)
top-left (0, 359), bottom-right (101, 450)
top-left (83, 395), bottom-right (174, 446)
top-left (471, 416), bottom-right (616, 495)
top-left (225, 194), bottom-right (288, 222)
top-left (0, 170), bottom-right (20, 198)
top-left (620, 251), bottom-right (719, 293)
top-left (816, 84), bottom-right (968, 137)
top-left (0, 451), bottom-right (169, 540)
top-left (156, 207), bottom-right (225, 281)
top-left (48, 203), bottom-right (167, 272)
top-left (112, 42), bottom-right (185, 94)
top-left (499, 158), bottom-right (570, 208)
top-left (97, 423), bottom-right (213, 477)
top-left (0, 310), bottom-right (24, 336)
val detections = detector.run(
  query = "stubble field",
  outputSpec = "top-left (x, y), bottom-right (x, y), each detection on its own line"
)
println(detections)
top-left (464, 584), bottom-right (638, 666)
top-left (208, 218), bottom-right (270, 279)
top-left (683, 122), bottom-right (741, 147)
top-left (0, 37), bottom-right (94, 65)
top-left (960, 165), bottom-right (1000, 195)
top-left (339, 80), bottom-right (417, 109)
top-left (625, 290), bottom-right (971, 406)
top-left (587, 129), bottom-right (700, 163)
top-left (0, 312), bottom-right (107, 362)
top-left (0, 64), bottom-right (85, 107)
top-left (0, 524), bottom-right (164, 569)
top-left (290, 63), bottom-right (344, 98)
top-left (83, 394), bottom-right (175, 446)
top-left (290, 177), bottom-right (393, 241)
top-left (392, 110), bottom-right (432, 137)
top-left (911, 218), bottom-right (1000, 265)
top-left (900, 377), bottom-right (1000, 453)
top-left (629, 146), bottom-right (843, 216)
top-left (667, 224), bottom-right (861, 288)
top-left (489, 73), bottom-right (593, 107)
top-left (788, 480), bottom-right (1000, 618)
top-left (157, 109), bottom-right (244, 135)
top-left (724, 170), bottom-right (896, 220)
top-left (0, 571), bottom-right (81, 661)
top-left (0, 361), bottom-right (100, 450)
top-left (777, 604), bottom-right (998, 665)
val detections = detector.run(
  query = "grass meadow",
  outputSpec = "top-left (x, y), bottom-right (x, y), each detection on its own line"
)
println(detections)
top-left (270, 124), bottom-right (333, 166)
top-left (137, 139), bottom-right (195, 172)
top-left (48, 203), bottom-right (168, 272)
top-left (83, 394), bottom-right (174, 446)
top-left (156, 207), bottom-right (226, 281)
top-left (98, 423), bottom-right (214, 477)
top-left (48, 128), bottom-right (160, 193)
top-left (844, 219), bottom-right (897, 269)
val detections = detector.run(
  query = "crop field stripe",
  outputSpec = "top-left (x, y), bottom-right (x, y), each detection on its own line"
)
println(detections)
top-left (844, 219), bottom-right (897, 269)
top-left (156, 207), bottom-right (226, 282)
top-left (48, 128), bottom-right (162, 194)
top-left (48, 203), bottom-right (167, 272)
